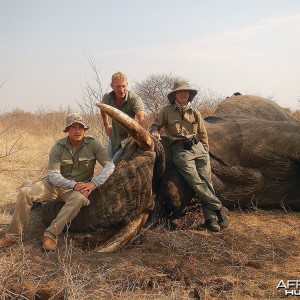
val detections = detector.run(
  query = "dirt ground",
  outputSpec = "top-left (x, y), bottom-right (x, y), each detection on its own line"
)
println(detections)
top-left (1, 129), bottom-right (300, 300)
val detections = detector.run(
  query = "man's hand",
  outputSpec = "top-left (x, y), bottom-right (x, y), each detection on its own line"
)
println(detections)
top-left (136, 111), bottom-right (148, 129)
top-left (104, 125), bottom-right (113, 137)
top-left (74, 182), bottom-right (97, 197)
top-left (151, 131), bottom-right (161, 140)
top-left (101, 111), bottom-right (112, 137)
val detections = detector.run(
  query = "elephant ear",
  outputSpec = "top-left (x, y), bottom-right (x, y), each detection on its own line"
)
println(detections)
top-left (205, 116), bottom-right (242, 166)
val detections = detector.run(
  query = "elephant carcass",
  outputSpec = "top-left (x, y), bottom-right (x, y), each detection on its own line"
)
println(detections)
top-left (41, 95), bottom-right (300, 252)
top-left (41, 104), bottom-right (160, 252)
top-left (205, 95), bottom-right (300, 209)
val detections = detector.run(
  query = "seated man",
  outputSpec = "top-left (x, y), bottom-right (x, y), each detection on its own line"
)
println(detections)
top-left (0, 113), bottom-right (114, 251)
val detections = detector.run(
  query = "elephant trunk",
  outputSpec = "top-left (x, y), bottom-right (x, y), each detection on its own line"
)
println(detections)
top-left (96, 103), bottom-right (154, 151)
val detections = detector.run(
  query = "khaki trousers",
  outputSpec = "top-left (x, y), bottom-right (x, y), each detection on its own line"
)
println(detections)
top-left (6, 176), bottom-right (90, 242)
top-left (172, 142), bottom-right (222, 220)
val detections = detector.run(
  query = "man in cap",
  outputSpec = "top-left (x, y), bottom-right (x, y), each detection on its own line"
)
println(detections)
top-left (0, 113), bottom-right (114, 251)
top-left (101, 71), bottom-right (147, 163)
top-left (150, 80), bottom-right (229, 232)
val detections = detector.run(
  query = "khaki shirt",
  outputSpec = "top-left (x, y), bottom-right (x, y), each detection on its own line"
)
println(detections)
top-left (150, 104), bottom-right (209, 150)
top-left (48, 136), bottom-right (111, 183)
top-left (102, 90), bottom-right (144, 152)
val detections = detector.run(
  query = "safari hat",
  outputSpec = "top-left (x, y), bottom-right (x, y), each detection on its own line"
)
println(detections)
top-left (63, 113), bottom-right (89, 132)
top-left (167, 80), bottom-right (197, 104)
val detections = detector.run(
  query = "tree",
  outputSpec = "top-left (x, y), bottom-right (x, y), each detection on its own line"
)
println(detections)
top-left (133, 73), bottom-right (182, 115)
top-left (133, 73), bottom-right (224, 118)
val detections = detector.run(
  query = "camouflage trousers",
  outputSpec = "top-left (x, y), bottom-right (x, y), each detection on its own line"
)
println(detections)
top-left (6, 176), bottom-right (90, 242)
top-left (172, 142), bottom-right (222, 220)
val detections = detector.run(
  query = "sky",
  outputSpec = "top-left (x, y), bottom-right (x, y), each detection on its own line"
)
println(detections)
top-left (1, 0), bottom-right (300, 112)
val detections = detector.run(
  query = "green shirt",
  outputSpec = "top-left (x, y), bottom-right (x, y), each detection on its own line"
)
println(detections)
top-left (102, 90), bottom-right (144, 153)
top-left (48, 136), bottom-right (111, 183)
top-left (150, 104), bottom-right (209, 150)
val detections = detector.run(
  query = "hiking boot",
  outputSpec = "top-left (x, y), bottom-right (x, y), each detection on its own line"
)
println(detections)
top-left (204, 218), bottom-right (220, 232)
top-left (42, 236), bottom-right (57, 251)
top-left (216, 206), bottom-right (230, 229)
top-left (0, 236), bottom-right (16, 248)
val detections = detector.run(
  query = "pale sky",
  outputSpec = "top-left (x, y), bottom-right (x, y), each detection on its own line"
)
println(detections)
top-left (1, 0), bottom-right (300, 112)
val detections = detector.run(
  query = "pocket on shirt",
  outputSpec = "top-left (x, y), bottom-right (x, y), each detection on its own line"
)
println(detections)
top-left (61, 159), bottom-right (73, 166)
top-left (79, 156), bottom-right (95, 170)
top-left (169, 120), bottom-right (181, 132)
top-left (60, 159), bottom-right (73, 175)
top-left (192, 122), bottom-right (198, 134)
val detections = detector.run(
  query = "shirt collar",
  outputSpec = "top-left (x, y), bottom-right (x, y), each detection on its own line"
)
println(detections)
top-left (172, 102), bottom-right (194, 113)
top-left (58, 136), bottom-right (89, 147)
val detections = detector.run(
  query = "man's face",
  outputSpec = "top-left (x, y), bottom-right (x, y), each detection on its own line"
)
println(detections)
top-left (175, 90), bottom-right (190, 106)
top-left (111, 78), bottom-right (128, 100)
top-left (67, 123), bottom-right (85, 143)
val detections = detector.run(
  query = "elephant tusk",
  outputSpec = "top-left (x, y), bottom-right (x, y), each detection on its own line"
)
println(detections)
top-left (96, 103), bottom-right (154, 151)
top-left (96, 213), bottom-right (149, 253)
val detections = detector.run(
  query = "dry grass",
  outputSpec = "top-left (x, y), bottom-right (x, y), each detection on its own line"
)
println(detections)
top-left (1, 111), bottom-right (300, 299)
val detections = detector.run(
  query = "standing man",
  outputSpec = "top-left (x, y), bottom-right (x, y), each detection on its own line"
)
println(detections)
top-left (0, 113), bottom-right (114, 251)
top-left (150, 80), bottom-right (229, 232)
top-left (101, 72), bottom-right (147, 163)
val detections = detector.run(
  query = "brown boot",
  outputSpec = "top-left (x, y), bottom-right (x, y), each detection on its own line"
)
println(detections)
top-left (0, 236), bottom-right (16, 248)
top-left (42, 236), bottom-right (57, 251)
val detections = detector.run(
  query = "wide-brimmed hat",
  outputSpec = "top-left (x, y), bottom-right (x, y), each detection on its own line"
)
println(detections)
top-left (167, 80), bottom-right (197, 104)
top-left (63, 113), bottom-right (89, 132)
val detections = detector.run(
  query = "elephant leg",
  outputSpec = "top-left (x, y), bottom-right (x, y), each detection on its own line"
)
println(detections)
top-left (96, 213), bottom-right (149, 253)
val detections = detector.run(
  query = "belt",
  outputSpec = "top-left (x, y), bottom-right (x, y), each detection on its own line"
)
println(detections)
top-left (172, 140), bottom-right (185, 146)
top-left (172, 138), bottom-right (199, 148)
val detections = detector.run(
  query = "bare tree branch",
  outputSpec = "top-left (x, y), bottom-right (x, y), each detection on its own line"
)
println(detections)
top-left (0, 129), bottom-right (26, 158)
top-left (76, 54), bottom-right (107, 144)
top-left (0, 77), bottom-right (8, 89)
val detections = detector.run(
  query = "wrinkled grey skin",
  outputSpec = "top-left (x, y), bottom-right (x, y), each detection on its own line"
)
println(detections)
top-left (42, 95), bottom-right (300, 235)
top-left (206, 117), bottom-right (300, 210)
top-left (209, 94), bottom-right (300, 209)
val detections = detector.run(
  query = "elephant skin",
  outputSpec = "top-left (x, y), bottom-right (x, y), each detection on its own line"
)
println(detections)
top-left (206, 116), bottom-right (300, 209)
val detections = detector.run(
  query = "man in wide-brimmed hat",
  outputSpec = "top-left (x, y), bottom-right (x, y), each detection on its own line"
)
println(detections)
top-left (0, 113), bottom-right (114, 251)
top-left (150, 80), bottom-right (229, 232)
